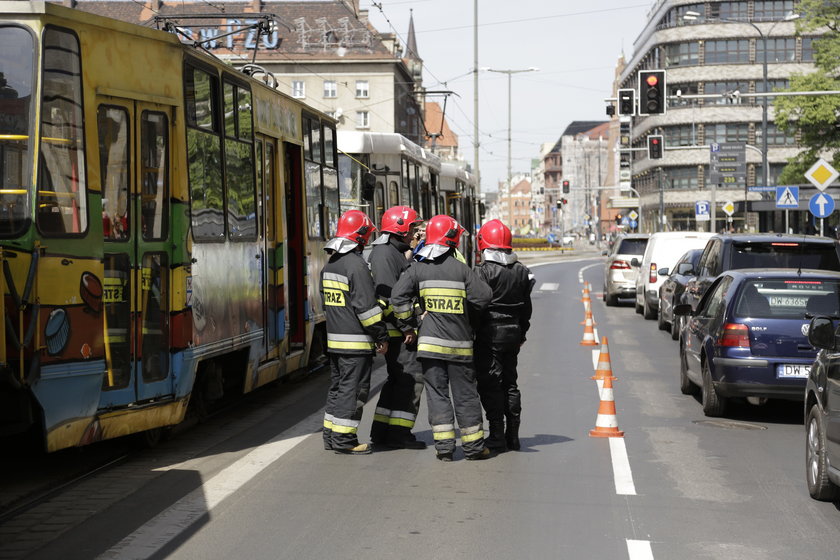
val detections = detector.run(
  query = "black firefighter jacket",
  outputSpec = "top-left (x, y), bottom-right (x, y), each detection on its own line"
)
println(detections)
top-left (368, 235), bottom-right (412, 338)
top-left (320, 250), bottom-right (389, 354)
top-left (475, 259), bottom-right (533, 345)
top-left (390, 250), bottom-right (492, 362)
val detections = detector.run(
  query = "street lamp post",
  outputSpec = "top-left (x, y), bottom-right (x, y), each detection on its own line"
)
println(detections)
top-left (482, 67), bottom-right (539, 190)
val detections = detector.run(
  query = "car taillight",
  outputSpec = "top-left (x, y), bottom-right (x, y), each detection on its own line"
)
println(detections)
top-left (611, 259), bottom-right (631, 270)
top-left (649, 263), bottom-right (657, 283)
top-left (720, 323), bottom-right (750, 348)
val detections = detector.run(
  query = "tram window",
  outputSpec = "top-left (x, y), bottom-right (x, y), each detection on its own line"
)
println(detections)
top-left (140, 252), bottom-right (169, 383)
top-left (0, 26), bottom-right (34, 237)
top-left (324, 126), bottom-right (335, 167)
top-left (429, 173), bottom-right (438, 215)
top-left (303, 117), bottom-right (322, 238)
top-left (388, 180), bottom-right (399, 208)
top-left (186, 65), bottom-right (223, 241)
top-left (400, 158), bottom-right (410, 205)
top-left (140, 111), bottom-right (168, 241)
top-left (374, 182), bottom-right (385, 227)
top-left (338, 154), bottom-right (361, 211)
top-left (37, 27), bottom-right (87, 237)
top-left (223, 80), bottom-right (256, 241)
top-left (103, 253), bottom-right (131, 390)
top-left (97, 106), bottom-right (130, 241)
top-left (323, 166), bottom-right (339, 237)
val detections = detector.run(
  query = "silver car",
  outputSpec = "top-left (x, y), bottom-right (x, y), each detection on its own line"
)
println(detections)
top-left (603, 234), bottom-right (650, 306)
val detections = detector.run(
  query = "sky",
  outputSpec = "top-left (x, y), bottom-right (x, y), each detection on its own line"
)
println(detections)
top-left (362, 0), bottom-right (653, 191)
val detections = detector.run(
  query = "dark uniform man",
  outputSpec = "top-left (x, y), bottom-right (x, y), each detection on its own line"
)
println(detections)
top-left (474, 219), bottom-right (533, 451)
top-left (321, 210), bottom-right (389, 455)
top-left (368, 205), bottom-right (427, 449)
top-left (391, 215), bottom-right (494, 461)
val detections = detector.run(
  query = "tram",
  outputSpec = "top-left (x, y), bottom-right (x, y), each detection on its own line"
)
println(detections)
top-left (0, 2), bottom-right (337, 451)
top-left (439, 161), bottom-right (480, 263)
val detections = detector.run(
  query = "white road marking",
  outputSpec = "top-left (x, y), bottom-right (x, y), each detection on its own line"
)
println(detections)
top-left (609, 438), bottom-right (637, 496)
top-left (539, 282), bottom-right (559, 291)
top-left (626, 539), bottom-right (654, 560)
top-left (577, 262), bottom-right (601, 284)
top-left (592, 348), bottom-right (600, 370)
top-left (98, 411), bottom-right (322, 559)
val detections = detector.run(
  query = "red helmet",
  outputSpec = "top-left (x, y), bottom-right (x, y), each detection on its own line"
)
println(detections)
top-left (335, 209), bottom-right (376, 245)
top-left (477, 219), bottom-right (512, 251)
top-left (380, 206), bottom-right (422, 236)
top-left (425, 215), bottom-right (465, 248)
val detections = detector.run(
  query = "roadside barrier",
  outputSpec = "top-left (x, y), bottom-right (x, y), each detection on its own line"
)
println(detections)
top-left (591, 337), bottom-right (615, 381)
top-left (589, 375), bottom-right (624, 438)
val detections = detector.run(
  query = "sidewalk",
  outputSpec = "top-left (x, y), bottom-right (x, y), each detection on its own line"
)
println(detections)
top-left (516, 244), bottom-right (603, 264)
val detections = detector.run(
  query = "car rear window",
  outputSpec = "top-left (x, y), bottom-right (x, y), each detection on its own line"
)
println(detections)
top-left (618, 238), bottom-right (648, 255)
top-left (734, 278), bottom-right (840, 319)
top-left (730, 242), bottom-right (840, 271)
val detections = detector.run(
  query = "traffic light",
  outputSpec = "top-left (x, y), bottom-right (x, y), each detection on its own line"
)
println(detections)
top-left (556, 200), bottom-right (563, 209)
top-left (638, 70), bottom-right (666, 115)
top-left (617, 88), bottom-right (635, 117)
top-left (647, 134), bottom-right (664, 159)
top-left (562, 180), bottom-right (570, 194)
top-left (615, 213), bottom-right (623, 224)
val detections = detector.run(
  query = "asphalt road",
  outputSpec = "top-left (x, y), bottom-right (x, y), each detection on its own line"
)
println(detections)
top-left (5, 256), bottom-right (840, 559)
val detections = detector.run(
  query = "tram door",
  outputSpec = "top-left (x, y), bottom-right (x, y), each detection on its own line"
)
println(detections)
top-left (256, 136), bottom-right (280, 359)
top-left (98, 100), bottom-right (173, 406)
top-left (284, 142), bottom-right (306, 348)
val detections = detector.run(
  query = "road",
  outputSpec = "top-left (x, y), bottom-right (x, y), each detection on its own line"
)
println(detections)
top-left (3, 256), bottom-right (840, 559)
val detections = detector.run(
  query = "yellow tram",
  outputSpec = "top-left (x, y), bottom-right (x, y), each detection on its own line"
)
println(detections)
top-left (0, 1), bottom-right (335, 451)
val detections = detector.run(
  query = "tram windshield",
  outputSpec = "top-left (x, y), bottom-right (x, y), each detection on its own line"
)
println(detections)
top-left (0, 26), bottom-right (34, 237)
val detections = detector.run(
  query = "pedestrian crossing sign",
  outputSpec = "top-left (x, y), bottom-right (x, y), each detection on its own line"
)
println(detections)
top-left (775, 186), bottom-right (799, 209)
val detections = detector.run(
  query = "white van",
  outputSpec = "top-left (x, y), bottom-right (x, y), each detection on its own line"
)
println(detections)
top-left (634, 232), bottom-right (713, 319)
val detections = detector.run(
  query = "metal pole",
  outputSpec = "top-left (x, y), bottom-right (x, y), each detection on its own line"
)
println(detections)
top-left (761, 31), bottom-right (769, 189)
top-left (507, 72), bottom-right (512, 189)
top-left (658, 167), bottom-right (664, 232)
top-left (711, 183), bottom-right (718, 233)
top-left (473, 0), bottom-right (479, 196)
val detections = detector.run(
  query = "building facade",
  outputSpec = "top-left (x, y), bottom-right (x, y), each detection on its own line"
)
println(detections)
top-left (619, 0), bottom-right (821, 233)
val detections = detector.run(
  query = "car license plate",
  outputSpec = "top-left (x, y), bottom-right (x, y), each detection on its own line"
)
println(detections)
top-left (776, 364), bottom-right (810, 379)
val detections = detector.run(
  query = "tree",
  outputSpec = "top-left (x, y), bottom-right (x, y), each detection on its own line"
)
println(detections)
top-left (774, 1), bottom-right (840, 184)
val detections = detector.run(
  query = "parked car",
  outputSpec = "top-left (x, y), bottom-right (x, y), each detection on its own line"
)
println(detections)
top-left (658, 248), bottom-right (704, 340)
top-left (676, 269), bottom-right (840, 417)
top-left (684, 233), bottom-right (840, 312)
top-left (633, 232), bottom-right (712, 319)
top-left (603, 234), bottom-right (650, 306)
top-left (804, 315), bottom-right (840, 501)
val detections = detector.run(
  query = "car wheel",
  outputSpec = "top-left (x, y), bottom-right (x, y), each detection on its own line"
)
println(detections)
top-left (671, 314), bottom-right (680, 341)
top-left (635, 292), bottom-right (643, 314)
top-left (643, 298), bottom-right (657, 320)
top-left (701, 358), bottom-right (727, 417)
top-left (679, 349), bottom-right (698, 396)
top-left (806, 404), bottom-right (840, 501)
top-left (602, 285), bottom-right (607, 302)
top-left (605, 292), bottom-right (617, 306)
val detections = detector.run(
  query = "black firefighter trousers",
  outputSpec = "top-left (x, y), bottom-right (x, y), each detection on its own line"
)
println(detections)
top-left (370, 337), bottom-right (424, 443)
top-left (421, 358), bottom-right (485, 456)
top-left (475, 339), bottom-right (522, 426)
top-left (323, 353), bottom-right (372, 450)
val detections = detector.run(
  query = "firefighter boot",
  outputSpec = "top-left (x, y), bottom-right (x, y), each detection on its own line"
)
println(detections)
top-left (505, 420), bottom-right (521, 451)
top-left (486, 421), bottom-right (507, 452)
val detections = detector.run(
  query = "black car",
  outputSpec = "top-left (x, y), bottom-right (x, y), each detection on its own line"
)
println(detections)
top-left (805, 315), bottom-right (840, 501)
top-left (657, 248), bottom-right (704, 340)
top-left (684, 234), bottom-right (840, 312)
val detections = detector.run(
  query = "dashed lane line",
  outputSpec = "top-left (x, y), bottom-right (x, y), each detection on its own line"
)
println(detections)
top-left (578, 262), bottom-right (601, 284)
top-left (538, 282), bottom-right (559, 291)
top-left (627, 539), bottom-right (654, 560)
top-left (609, 438), bottom-right (637, 496)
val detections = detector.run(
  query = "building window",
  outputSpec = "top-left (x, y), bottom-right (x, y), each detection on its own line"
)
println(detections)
top-left (665, 166), bottom-right (699, 190)
top-left (709, 1), bottom-right (748, 20)
top-left (704, 123), bottom-right (749, 144)
top-left (704, 81), bottom-right (749, 105)
top-left (664, 42), bottom-right (699, 67)
top-left (356, 111), bottom-right (369, 128)
top-left (802, 38), bottom-right (816, 62)
top-left (667, 83), bottom-right (698, 107)
top-left (704, 39), bottom-right (750, 64)
top-left (292, 80), bottom-right (305, 98)
top-left (756, 37), bottom-right (796, 63)
top-left (757, 123), bottom-right (797, 146)
top-left (753, 1), bottom-right (795, 21)
top-left (323, 80), bottom-right (337, 98)
top-left (355, 80), bottom-right (369, 98)
top-left (663, 124), bottom-right (697, 147)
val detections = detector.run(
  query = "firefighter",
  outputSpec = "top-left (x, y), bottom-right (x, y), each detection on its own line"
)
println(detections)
top-left (321, 209), bottom-right (389, 455)
top-left (474, 219), bottom-right (533, 451)
top-left (391, 215), bottom-right (494, 461)
top-left (368, 205), bottom-right (427, 449)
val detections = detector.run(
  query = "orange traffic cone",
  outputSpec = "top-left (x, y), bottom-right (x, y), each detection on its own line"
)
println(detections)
top-left (580, 282), bottom-right (591, 302)
top-left (580, 314), bottom-right (599, 346)
top-left (589, 375), bottom-right (624, 438)
top-left (580, 305), bottom-right (597, 326)
top-left (592, 337), bottom-right (615, 380)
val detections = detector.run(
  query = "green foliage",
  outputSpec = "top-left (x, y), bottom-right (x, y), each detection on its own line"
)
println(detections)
top-left (774, 1), bottom-right (840, 184)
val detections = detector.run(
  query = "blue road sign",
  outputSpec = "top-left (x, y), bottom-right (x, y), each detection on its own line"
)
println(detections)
top-left (809, 192), bottom-right (835, 218)
top-left (630, 220), bottom-right (638, 229)
top-left (695, 200), bottom-right (710, 221)
top-left (776, 186), bottom-right (799, 209)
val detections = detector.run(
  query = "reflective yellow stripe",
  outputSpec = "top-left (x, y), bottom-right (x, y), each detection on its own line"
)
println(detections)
top-left (328, 340), bottom-right (374, 350)
top-left (324, 419), bottom-right (334, 429)
top-left (373, 414), bottom-right (390, 424)
top-left (454, 249), bottom-right (467, 263)
top-left (417, 343), bottom-right (473, 357)
top-left (323, 279), bottom-right (350, 291)
top-left (419, 288), bottom-right (466, 298)
top-left (359, 311), bottom-right (383, 327)
top-left (330, 424), bottom-right (358, 434)
top-left (389, 417), bottom-right (415, 428)
top-left (461, 429), bottom-right (485, 443)
top-left (433, 431), bottom-right (456, 440)
top-left (394, 310), bottom-right (413, 320)
top-left (388, 329), bottom-right (403, 338)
